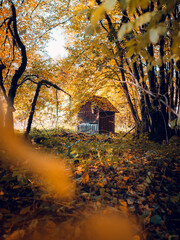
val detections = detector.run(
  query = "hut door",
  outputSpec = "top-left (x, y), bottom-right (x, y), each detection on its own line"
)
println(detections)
top-left (99, 112), bottom-right (115, 134)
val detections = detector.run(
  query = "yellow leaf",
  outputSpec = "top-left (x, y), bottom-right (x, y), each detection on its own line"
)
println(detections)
top-left (156, 58), bottom-right (162, 66)
top-left (103, 0), bottom-right (117, 11)
top-left (135, 12), bottom-right (152, 28)
top-left (85, 25), bottom-right (95, 35)
top-left (91, 5), bottom-right (105, 26)
top-left (118, 22), bottom-right (133, 41)
top-left (129, 0), bottom-right (138, 12)
top-left (126, 22), bottom-right (133, 32)
top-left (149, 28), bottom-right (159, 44)
top-left (118, 24), bottom-right (127, 41)
top-left (149, 25), bottom-right (166, 44)
top-left (139, 0), bottom-right (149, 9)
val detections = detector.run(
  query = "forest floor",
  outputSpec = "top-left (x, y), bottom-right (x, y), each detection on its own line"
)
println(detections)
top-left (0, 129), bottom-right (180, 240)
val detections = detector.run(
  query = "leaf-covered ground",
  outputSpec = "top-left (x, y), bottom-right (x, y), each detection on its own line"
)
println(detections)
top-left (0, 130), bottom-right (180, 240)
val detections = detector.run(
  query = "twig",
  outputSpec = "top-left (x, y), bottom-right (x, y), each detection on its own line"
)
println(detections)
top-left (120, 126), bottom-right (136, 140)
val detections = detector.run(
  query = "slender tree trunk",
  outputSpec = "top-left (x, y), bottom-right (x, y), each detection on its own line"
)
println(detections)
top-left (56, 90), bottom-right (59, 128)
top-left (138, 57), bottom-right (150, 132)
top-left (146, 44), bottom-right (166, 141)
top-left (116, 50), bottom-right (141, 128)
top-left (159, 36), bottom-right (169, 141)
top-left (25, 82), bottom-right (42, 137)
top-left (24, 79), bottom-right (71, 137)
top-left (132, 60), bottom-right (148, 132)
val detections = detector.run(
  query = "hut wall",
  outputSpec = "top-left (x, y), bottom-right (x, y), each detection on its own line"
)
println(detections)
top-left (78, 102), bottom-right (98, 123)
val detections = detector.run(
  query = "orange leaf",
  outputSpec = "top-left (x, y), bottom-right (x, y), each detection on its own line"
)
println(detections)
top-left (123, 176), bottom-right (129, 181)
top-left (82, 172), bottom-right (89, 183)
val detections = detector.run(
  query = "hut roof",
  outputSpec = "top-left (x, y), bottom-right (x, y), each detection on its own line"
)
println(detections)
top-left (90, 96), bottom-right (119, 112)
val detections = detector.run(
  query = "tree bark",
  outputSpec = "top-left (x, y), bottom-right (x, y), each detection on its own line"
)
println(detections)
top-left (25, 82), bottom-right (42, 137)
top-left (4, 1), bottom-right (27, 132)
top-left (132, 60), bottom-right (148, 132)
top-left (119, 56), bottom-right (140, 126)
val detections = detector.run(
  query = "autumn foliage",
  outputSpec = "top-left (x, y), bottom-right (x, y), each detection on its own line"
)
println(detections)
top-left (0, 0), bottom-right (179, 239)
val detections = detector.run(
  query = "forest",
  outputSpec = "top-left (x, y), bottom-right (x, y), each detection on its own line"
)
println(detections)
top-left (0, 0), bottom-right (179, 239)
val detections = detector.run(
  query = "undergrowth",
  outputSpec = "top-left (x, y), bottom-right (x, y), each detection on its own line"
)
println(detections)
top-left (0, 129), bottom-right (179, 240)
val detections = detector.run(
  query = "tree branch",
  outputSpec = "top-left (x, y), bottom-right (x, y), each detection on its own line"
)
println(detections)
top-left (30, 0), bottom-right (42, 17)
top-left (41, 80), bottom-right (71, 98)
top-left (109, 77), bottom-right (180, 119)
top-left (38, 15), bottom-right (77, 40)
top-left (17, 75), bottom-right (39, 87)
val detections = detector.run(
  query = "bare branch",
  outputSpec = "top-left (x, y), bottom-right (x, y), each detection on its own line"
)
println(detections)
top-left (109, 77), bottom-right (180, 119)
top-left (30, 0), bottom-right (42, 17)
top-left (0, 17), bottom-right (11, 28)
top-left (41, 80), bottom-right (71, 98)
top-left (17, 76), bottom-right (71, 98)
top-left (17, 75), bottom-right (39, 87)
top-left (38, 15), bottom-right (76, 39)
top-left (100, 20), bottom-right (109, 33)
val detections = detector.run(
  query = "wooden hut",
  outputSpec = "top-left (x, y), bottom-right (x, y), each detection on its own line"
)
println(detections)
top-left (77, 96), bottom-right (119, 134)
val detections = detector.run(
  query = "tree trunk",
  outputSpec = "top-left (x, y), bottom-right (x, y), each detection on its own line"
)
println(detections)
top-left (132, 60), bottom-right (148, 132)
top-left (4, 2), bottom-right (27, 131)
top-left (25, 82), bottom-right (42, 137)
top-left (95, 1), bottom-right (141, 130)
top-left (56, 89), bottom-right (59, 128)
top-left (118, 54), bottom-right (141, 128)
top-left (24, 79), bottom-right (70, 137)
top-left (146, 44), bottom-right (166, 142)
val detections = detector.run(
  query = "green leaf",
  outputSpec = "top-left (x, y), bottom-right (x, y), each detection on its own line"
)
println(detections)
top-left (170, 118), bottom-right (177, 128)
top-left (177, 118), bottom-right (180, 126)
top-left (100, 188), bottom-right (105, 195)
top-left (146, 176), bottom-right (151, 184)
top-left (150, 215), bottom-right (162, 225)
top-left (170, 195), bottom-right (179, 204)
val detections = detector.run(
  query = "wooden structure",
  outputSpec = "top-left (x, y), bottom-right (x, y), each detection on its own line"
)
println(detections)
top-left (77, 96), bottom-right (119, 134)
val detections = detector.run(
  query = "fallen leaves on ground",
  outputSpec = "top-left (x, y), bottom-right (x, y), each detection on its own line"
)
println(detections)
top-left (0, 131), bottom-right (179, 240)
